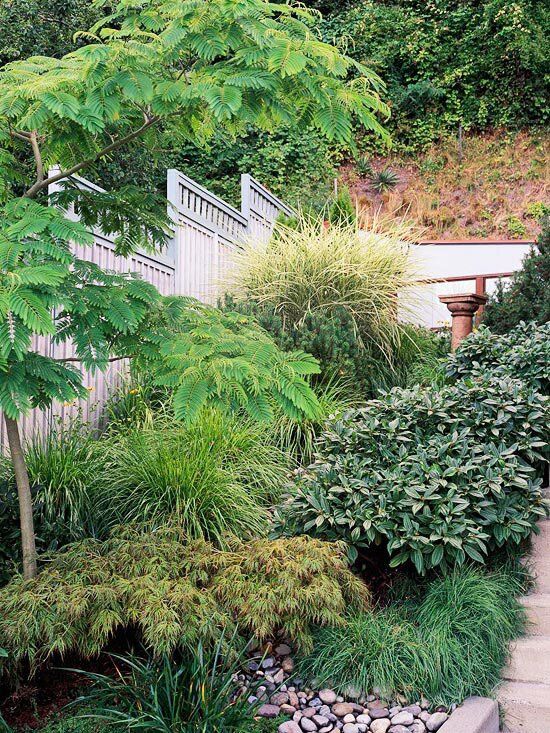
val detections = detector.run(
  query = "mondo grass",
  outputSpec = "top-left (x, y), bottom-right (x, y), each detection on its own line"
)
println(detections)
top-left (300, 566), bottom-right (526, 706)
top-left (95, 409), bottom-right (289, 545)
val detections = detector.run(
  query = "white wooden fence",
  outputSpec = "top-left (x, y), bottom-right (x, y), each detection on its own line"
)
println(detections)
top-left (0, 170), bottom-right (292, 448)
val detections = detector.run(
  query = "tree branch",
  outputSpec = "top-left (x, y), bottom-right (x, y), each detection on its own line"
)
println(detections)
top-left (24, 116), bottom-right (160, 199)
top-left (55, 355), bottom-right (133, 363)
top-left (29, 131), bottom-right (44, 189)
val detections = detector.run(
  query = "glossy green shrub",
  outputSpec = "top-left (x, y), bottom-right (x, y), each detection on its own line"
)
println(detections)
top-left (447, 321), bottom-right (550, 394)
top-left (0, 528), bottom-right (369, 670)
top-left (276, 375), bottom-right (549, 573)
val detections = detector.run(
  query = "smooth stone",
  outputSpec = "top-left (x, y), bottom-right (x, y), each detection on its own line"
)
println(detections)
top-left (276, 643), bottom-right (292, 656)
top-left (389, 707), bottom-right (402, 716)
top-left (281, 704), bottom-right (297, 715)
top-left (274, 669), bottom-right (285, 684)
top-left (370, 708), bottom-right (390, 720)
top-left (419, 711), bottom-right (430, 722)
top-left (282, 657), bottom-right (295, 673)
top-left (293, 711), bottom-right (303, 721)
top-left (319, 727), bottom-right (334, 733)
top-left (411, 722), bottom-right (426, 733)
top-left (333, 703), bottom-right (354, 717)
top-left (391, 712), bottom-right (414, 726)
top-left (313, 715), bottom-right (330, 726)
top-left (388, 726), bottom-right (410, 733)
top-left (342, 714), bottom-right (355, 723)
top-left (279, 722), bottom-right (302, 733)
top-left (310, 697), bottom-right (322, 708)
top-left (356, 715), bottom-right (371, 725)
top-left (350, 703), bottom-right (364, 715)
top-left (272, 692), bottom-right (289, 706)
top-left (404, 704), bottom-right (422, 716)
top-left (300, 720), bottom-right (317, 732)
top-left (262, 657), bottom-right (275, 669)
top-left (288, 692), bottom-right (299, 707)
top-left (426, 712), bottom-right (449, 731)
top-left (370, 720), bottom-right (391, 733)
top-left (342, 725), bottom-right (359, 733)
top-left (302, 707), bottom-right (317, 718)
top-left (258, 703), bottom-right (280, 718)
top-left (319, 689), bottom-right (338, 705)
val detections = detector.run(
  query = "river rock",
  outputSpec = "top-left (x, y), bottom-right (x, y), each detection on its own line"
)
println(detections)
top-left (342, 725), bottom-right (359, 733)
top-left (258, 704), bottom-right (280, 718)
top-left (319, 689), bottom-right (337, 704)
top-left (333, 703), bottom-right (355, 717)
top-left (370, 720), bottom-right (391, 733)
top-left (426, 712), bottom-right (449, 731)
top-left (300, 719), bottom-right (317, 732)
top-left (279, 722), bottom-right (302, 733)
top-left (391, 711), bottom-right (414, 726)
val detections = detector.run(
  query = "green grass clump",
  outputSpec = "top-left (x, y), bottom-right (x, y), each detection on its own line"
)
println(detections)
top-left (95, 410), bottom-right (289, 544)
top-left (0, 527), bottom-right (369, 671)
top-left (300, 566), bottom-right (525, 705)
top-left (74, 636), bottom-right (262, 733)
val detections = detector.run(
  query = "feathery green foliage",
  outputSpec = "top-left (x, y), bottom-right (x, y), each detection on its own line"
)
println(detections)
top-left (138, 298), bottom-right (323, 424)
top-left (300, 566), bottom-right (526, 705)
top-left (0, 0), bottom-right (388, 578)
top-left (94, 410), bottom-right (289, 543)
top-left (73, 638), bottom-right (264, 733)
top-left (0, 528), bottom-right (369, 670)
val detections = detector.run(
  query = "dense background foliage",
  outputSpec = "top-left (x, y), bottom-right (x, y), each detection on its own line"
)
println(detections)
top-left (483, 218), bottom-right (550, 332)
top-left (322, 0), bottom-right (549, 151)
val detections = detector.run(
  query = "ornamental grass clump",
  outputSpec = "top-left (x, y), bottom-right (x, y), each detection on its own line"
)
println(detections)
top-left (300, 566), bottom-right (525, 705)
top-left (0, 527), bottom-right (369, 671)
top-left (94, 409), bottom-right (289, 543)
top-left (277, 374), bottom-right (549, 573)
top-left (227, 216), bottom-right (421, 356)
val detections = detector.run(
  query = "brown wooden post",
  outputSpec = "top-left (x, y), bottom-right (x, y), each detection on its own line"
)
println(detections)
top-left (439, 293), bottom-right (488, 351)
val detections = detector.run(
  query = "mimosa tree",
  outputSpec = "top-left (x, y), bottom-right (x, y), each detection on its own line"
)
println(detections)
top-left (0, 0), bottom-right (389, 578)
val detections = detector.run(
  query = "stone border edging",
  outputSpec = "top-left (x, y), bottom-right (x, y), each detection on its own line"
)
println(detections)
top-left (438, 697), bottom-right (499, 733)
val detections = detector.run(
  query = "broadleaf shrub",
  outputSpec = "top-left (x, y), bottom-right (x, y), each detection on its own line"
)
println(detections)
top-left (0, 528), bottom-right (369, 670)
top-left (447, 321), bottom-right (550, 395)
top-left (276, 375), bottom-right (549, 573)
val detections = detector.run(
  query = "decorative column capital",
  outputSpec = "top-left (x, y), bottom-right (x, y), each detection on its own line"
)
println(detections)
top-left (439, 293), bottom-right (487, 350)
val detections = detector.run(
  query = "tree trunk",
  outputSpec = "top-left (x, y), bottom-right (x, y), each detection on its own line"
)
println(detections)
top-left (4, 415), bottom-right (37, 579)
